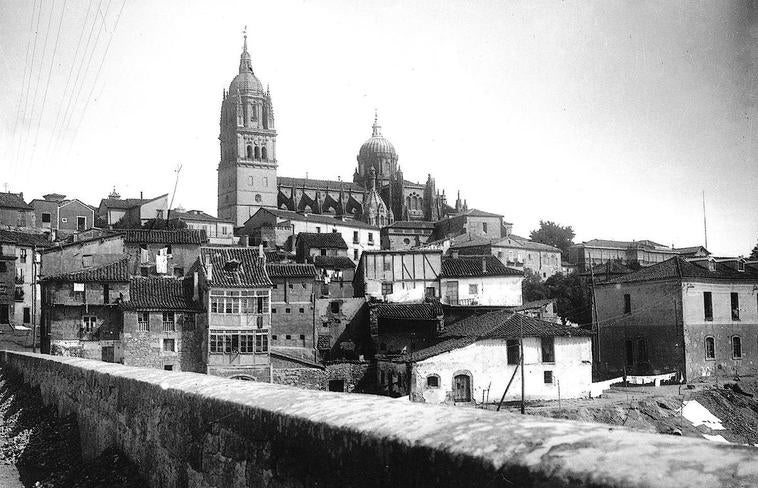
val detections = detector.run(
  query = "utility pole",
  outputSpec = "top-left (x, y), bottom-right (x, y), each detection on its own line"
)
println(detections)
top-left (166, 163), bottom-right (182, 226)
top-left (31, 245), bottom-right (37, 353)
top-left (520, 314), bottom-right (525, 415)
top-left (702, 190), bottom-right (708, 249)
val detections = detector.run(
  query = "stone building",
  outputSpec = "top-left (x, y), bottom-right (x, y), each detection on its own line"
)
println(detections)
top-left (39, 258), bottom-right (129, 359)
top-left (294, 232), bottom-right (349, 264)
top-left (168, 209), bottom-right (235, 246)
top-left (0, 192), bottom-right (34, 228)
top-left (380, 221), bottom-right (436, 251)
top-left (568, 239), bottom-right (707, 272)
top-left (120, 276), bottom-right (205, 372)
top-left (96, 190), bottom-right (168, 228)
top-left (353, 249), bottom-right (443, 302)
top-left (216, 36), bottom-right (466, 229)
top-left (595, 256), bottom-right (758, 380)
top-left (450, 234), bottom-right (562, 279)
top-left (266, 262), bottom-right (317, 362)
top-left (194, 247), bottom-right (273, 380)
top-left (30, 193), bottom-right (95, 235)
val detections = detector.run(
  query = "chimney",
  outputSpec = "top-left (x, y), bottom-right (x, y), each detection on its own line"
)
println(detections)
top-left (140, 191), bottom-right (143, 199)
top-left (259, 243), bottom-right (265, 259)
top-left (451, 250), bottom-right (459, 259)
top-left (482, 256), bottom-right (487, 274)
top-left (205, 256), bottom-right (213, 282)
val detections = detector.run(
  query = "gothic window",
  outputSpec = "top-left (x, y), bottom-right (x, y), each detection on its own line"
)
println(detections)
top-left (261, 146), bottom-right (268, 160)
top-left (406, 196), bottom-right (411, 208)
top-left (250, 104), bottom-right (257, 121)
top-left (246, 145), bottom-right (253, 159)
top-left (254, 146), bottom-right (261, 159)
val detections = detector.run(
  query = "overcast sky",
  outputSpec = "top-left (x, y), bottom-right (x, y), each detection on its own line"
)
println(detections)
top-left (1, 0), bottom-right (757, 256)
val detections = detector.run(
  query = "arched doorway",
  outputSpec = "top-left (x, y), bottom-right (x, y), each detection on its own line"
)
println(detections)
top-left (453, 372), bottom-right (472, 402)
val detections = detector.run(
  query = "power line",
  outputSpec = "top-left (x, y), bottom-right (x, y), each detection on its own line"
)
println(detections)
top-left (28, 0), bottom-right (68, 171)
top-left (53, 0), bottom-right (105, 148)
top-left (8, 0), bottom-right (38, 171)
top-left (47, 0), bottom-right (94, 155)
top-left (14, 0), bottom-right (43, 173)
top-left (67, 0), bottom-right (128, 152)
top-left (20, 0), bottom-right (56, 168)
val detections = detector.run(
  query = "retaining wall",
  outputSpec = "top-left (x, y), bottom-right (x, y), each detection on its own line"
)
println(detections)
top-left (1, 351), bottom-right (757, 487)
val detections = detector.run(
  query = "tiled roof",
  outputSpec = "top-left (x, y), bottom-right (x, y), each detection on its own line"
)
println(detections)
top-left (581, 261), bottom-right (632, 276)
top-left (40, 258), bottom-right (129, 283)
top-left (277, 176), bottom-right (364, 193)
top-left (265, 263), bottom-right (317, 279)
top-left (512, 298), bottom-right (556, 311)
top-left (264, 250), bottom-right (295, 263)
top-left (0, 230), bottom-right (53, 248)
top-left (123, 229), bottom-right (207, 245)
top-left (441, 255), bottom-right (522, 278)
top-left (121, 277), bottom-right (201, 311)
top-left (0, 192), bottom-right (32, 210)
top-left (375, 302), bottom-right (444, 321)
top-left (203, 247), bottom-right (272, 288)
top-left (604, 256), bottom-right (758, 285)
top-left (409, 311), bottom-right (590, 361)
top-left (257, 208), bottom-right (379, 230)
top-left (297, 232), bottom-right (348, 249)
top-left (509, 235), bottom-right (561, 252)
top-left (674, 246), bottom-right (710, 257)
top-left (438, 209), bottom-right (503, 222)
top-left (313, 255), bottom-right (355, 269)
top-left (574, 239), bottom-right (672, 251)
top-left (170, 210), bottom-right (233, 224)
top-left (99, 194), bottom-right (168, 211)
top-left (383, 220), bottom-right (436, 229)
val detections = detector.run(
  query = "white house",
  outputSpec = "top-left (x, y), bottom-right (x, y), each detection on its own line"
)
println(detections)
top-left (439, 255), bottom-right (523, 306)
top-left (353, 249), bottom-right (442, 302)
top-left (406, 311), bottom-right (593, 404)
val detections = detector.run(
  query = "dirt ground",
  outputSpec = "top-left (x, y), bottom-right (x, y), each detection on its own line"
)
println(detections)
top-left (492, 377), bottom-right (758, 446)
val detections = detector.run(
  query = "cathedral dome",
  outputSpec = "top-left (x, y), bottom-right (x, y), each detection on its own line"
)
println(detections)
top-left (229, 71), bottom-right (264, 94)
top-left (358, 114), bottom-right (397, 161)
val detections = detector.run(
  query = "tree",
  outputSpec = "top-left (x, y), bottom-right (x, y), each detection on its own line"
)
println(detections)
top-left (529, 220), bottom-right (575, 257)
top-left (543, 272), bottom-right (592, 326)
top-left (751, 240), bottom-right (758, 260)
top-left (522, 269), bottom-right (549, 302)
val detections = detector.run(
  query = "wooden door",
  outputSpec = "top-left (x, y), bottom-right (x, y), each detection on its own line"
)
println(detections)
top-left (453, 374), bottom-right (471, 402)
top-left (446, 281), bottom-right (459, 304)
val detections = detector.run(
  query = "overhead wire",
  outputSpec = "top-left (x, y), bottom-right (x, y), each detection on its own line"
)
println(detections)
top-left (8, 0), bottom-right (38, 175)
top-left (28, 0), bottom-right (69, 172)
top-left (67, 0), bottom-right (128, 151)
top-left (14, 0), bottom-right (43, 173)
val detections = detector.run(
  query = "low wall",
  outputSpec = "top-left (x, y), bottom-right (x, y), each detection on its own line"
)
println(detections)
top-left (1, 351), bottom-right (757, 488)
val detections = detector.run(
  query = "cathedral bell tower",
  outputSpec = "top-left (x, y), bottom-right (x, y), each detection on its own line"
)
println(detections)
top-left (218, 30), bottom-right (278, 227)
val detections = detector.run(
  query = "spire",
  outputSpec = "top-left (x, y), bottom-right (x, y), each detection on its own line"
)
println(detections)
top-left (239, 26), bottom-right (253, 74)
top-left (372, 109), bottom-right (382, 137)
top-left (369, 167), bottom-right (377, 191)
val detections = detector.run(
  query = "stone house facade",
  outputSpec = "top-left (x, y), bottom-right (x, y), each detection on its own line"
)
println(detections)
top-left (0, 230), bottom-right (52, 327)
top-left (439, 255), bottom-right (523, 306)
top-left (380, 220), bottom-right (435, 251)
top-left (266, 263), bottom-right (317, 362)
top-left (451, 235), bottom-right (562, 280)
top-left (30, 194), bottom-right (95, 235)
top-left (0, 192), bottom-right (34, 229)
top-left (595, 256), bottom-right (758, 380)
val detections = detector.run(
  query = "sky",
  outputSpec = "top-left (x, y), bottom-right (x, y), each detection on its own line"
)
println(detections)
top-left (0, 0), bottom-right (757, 256)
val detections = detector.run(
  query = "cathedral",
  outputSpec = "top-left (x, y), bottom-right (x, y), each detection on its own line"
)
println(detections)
top-left (218, 35), bottom-right (467, 229)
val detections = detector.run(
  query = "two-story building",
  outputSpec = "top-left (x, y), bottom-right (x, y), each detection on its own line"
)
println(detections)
top-left (568, 239), bottom-right (705, 272)
top-left (29, 193), bottom-right (95, 235)
top-left (0, 192), bottom-right (34, 229)
top-left (96, 191), bottom-right (168, 227)
top-left (433, 209), bottom-right (506, 241)
top-left (169, 209), bottom-right (235, 245)
top-left (595, 256), bottom-right (758, 380)
top-left (120, 276), bottom-right (205, 372)
top-left (354, 249), bottom-right (442, 302)
top-left (196, 247), bottom-right (273, 380)
top-left (451, 234), bottom-right (562, 279)
top-left (439, 255), bottom-right (523, 306)
top-left (380, 221), bottom-right (435, 250)
top-left (39, 258), bottom-right (129, 359)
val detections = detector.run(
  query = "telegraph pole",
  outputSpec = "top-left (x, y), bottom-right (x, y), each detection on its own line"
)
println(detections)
top-left (520, 314), bottom-right (525, 414)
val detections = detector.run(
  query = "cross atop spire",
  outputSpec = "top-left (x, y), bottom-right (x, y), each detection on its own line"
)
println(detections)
top-left (372, 109), bottom-right (382, 137)
top-left (239, 26), bottom-right (253, 74)
top-left (243, 25), bottom-right (248, 52)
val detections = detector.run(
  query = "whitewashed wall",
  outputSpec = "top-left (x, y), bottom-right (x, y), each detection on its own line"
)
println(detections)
top-left (440, 275), bottom-right (523, 306)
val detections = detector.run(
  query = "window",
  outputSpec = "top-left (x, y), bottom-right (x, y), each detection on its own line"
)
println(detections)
top-left (82, 316), bottom-right (97, 332)
top-left (353, 231), bottom-right (359, 244)
top-left (61, 217), bottom-right (68, 223)
top-left (426, 375), bottom-right (440, 388)
top-left (381, 282), bottom-right (393, 295)
top-left (731, 293), bottom-right (740, 320)
top-left (543, 371), bottom-right (553, 384)
top-left (255, 194), bottom-right (262, 203)
top-left (162, 312), bottom-right (175, 332)
top-left (331, 228), bottom-right (337, 233)
top-left (623, 294), bottom-right (631, 314)
top-left (103, 284), bottom-right (109, 304)
top-left (138, 312), bottom-right (149, 331)
top-left (184, 313), bottom-right (195, 330)
top-left (22, 307), bottom-right (30, 324)
top-left (286, 308), bottom-right (291, 313)
top-left (425, 286), bottom-right (436, 298)
top-left (263, 176), bottom-right (268, 187)
top-left (703, 292), bottom-right (713, 321)
top-left (163, 339), bottom-right (176, 352)
top-left (705, 337), bottom-right (715, 360)
top-left (316, 226), bottom-right (321, 233)
top-left (164, 365), bottom-right (174, 371)
top-left (353, 249), bottom-right (359, 260)
top-left (77, 216), bottom-right (86, 231)
top-left (210, 289), bottom-right (269, 315)
top-left (383, 261), bottom-right (392, 272)
top-left (320, 249), bottom-right (327, 256)
top-left (506, 339), bottom-right (520, 365)
top-left (41, 212), bottom-right (51, 224)
top-left (272, 308), bottom-right (277, 314)
top-left (209, 330), bottom-right (269, 354)
top-left (541, 337), bottom-right (555, 363)
top-left (286, 335), bottom-right (291, 340)
top-left (254, 146), bottom-right (261, 159)
top-left (468, 284), bottom-right (478, 295)
top-left (403, 238), bottom-right (410, 245)
top-left (299, 307), bottom-right (304, 313)
top-left (637, 338), bottom-right (648, 363)
top-left (0, 263), bottom-right (5, 273)
top-left (246, 145), bottom-right (253, 159)
top-left (19, 249), bottom-right (27, 263)
top-left (368, 232), bottom-right (374, 243)
top-left (732, 336), bottom-right (743, 359)
top-left (330, 301), bottom-right (340, 313)
top-left (156, 210), bottom-right (164, 219)
top-left (82, 255), bottom-right (93, 268)
top-left (288, 282), bottom-right (294, 289)
top-left (482, 222), bottom-right (488, 233)
top-left (272, 335), bottom-right (278, 340)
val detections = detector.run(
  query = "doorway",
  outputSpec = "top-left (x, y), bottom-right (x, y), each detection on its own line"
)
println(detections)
top-left (453, 373), bottom-right (471, 402)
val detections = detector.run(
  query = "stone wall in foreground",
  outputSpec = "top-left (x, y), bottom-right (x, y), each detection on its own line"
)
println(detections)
top-left (1, 351), bottom-right (757, 488)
